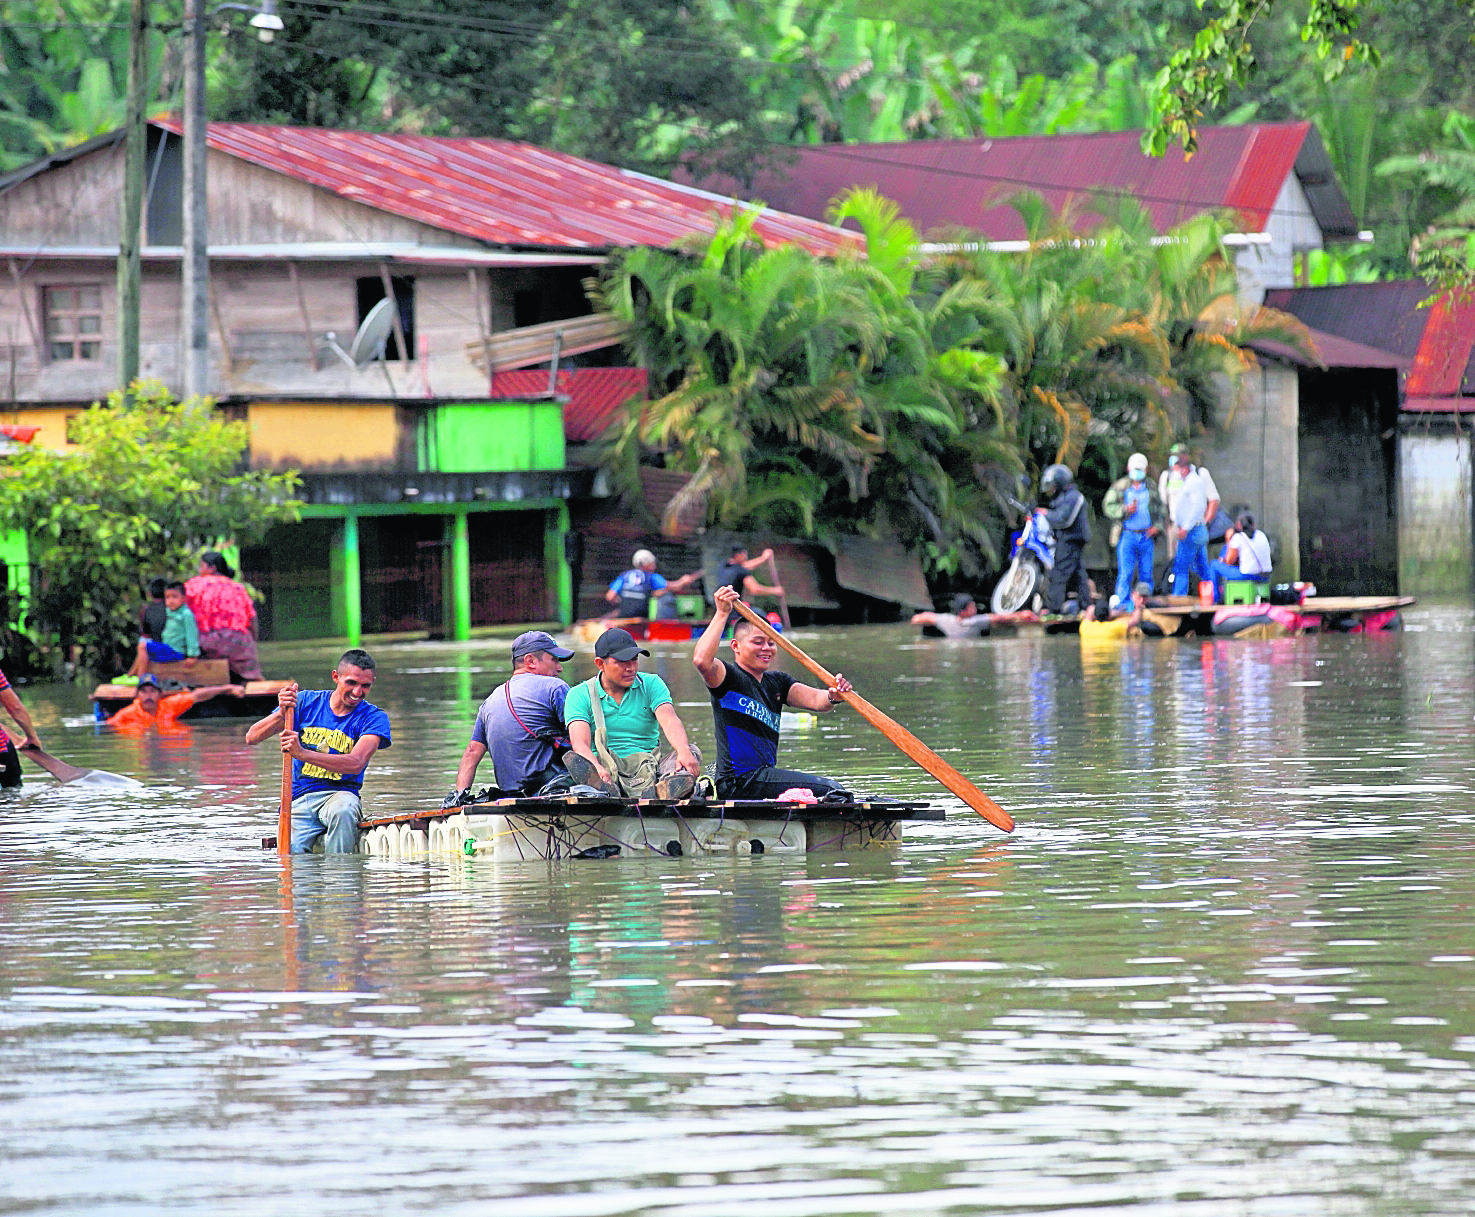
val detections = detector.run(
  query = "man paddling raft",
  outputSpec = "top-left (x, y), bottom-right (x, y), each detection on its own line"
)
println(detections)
top-left (246, 649), bottom-right (391, 854)
top-left (693, 585), bottom-right (853, 800)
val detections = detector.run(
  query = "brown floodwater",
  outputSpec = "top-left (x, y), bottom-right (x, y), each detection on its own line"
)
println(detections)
top-left (3, 608), bottom-right (1475, 1214)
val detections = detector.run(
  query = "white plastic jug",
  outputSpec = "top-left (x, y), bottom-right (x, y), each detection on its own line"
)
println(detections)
top-left (743, 818), bottom-right (807, 855)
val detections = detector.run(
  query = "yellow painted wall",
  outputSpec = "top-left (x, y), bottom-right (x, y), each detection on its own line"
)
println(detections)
top-left (248, 402), bottom-right (400, 471)
top-left (0, 406), bottom-right (82, 453)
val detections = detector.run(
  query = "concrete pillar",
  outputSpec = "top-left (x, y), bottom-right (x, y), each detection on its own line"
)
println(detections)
top-left (1203, 364), bottom-right (1299, 580)
top-left (547, 504), bottom-right (572, 625)
top-left (1399, 429), bottom-right (1473, 595)
top-left (331, 514), bottom-right (362, 647)
top-left (450, 508), bottom-right (471, 641)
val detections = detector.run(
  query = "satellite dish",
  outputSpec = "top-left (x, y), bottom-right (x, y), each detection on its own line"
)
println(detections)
top-left (323, 297), bottom-right (398, 371)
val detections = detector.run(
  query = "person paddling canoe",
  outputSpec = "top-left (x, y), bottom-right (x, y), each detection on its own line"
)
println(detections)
top-left (692, 584), bottom-right (852, 800)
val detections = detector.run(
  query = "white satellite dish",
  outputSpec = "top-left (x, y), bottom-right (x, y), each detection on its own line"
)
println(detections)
top-left (323, 297), bottom-right (398, 371)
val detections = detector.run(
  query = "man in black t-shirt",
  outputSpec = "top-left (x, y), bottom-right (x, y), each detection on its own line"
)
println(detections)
top-left (715, 544), bottom-right (784, 609)
top-left (693, 585), bottom-right (853, 799)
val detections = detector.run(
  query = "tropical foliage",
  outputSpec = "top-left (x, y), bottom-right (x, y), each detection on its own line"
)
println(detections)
top-left (0, 382), bottom-right (301, 673)
top-left (596, 191), bottom-right (1308, 578)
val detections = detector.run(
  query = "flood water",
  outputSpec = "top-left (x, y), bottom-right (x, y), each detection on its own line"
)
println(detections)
top-left (4, 609), bottom-right (1475, 1215)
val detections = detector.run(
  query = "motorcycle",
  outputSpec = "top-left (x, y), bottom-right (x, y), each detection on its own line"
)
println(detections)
top-left (990, 506), bottom-right (1055, 614)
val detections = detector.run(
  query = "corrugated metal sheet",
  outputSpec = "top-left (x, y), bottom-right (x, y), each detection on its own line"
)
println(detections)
top-left (1264, 282), bottom-right (1432, 359)
top-left (1406, 294), bottom-right (1475, 397)
top-left (832, 536), bottom-right (932, 610)
top-left (486, 366), bottom-right (646, 441)
top-left (1246, 328), bottom-right (1408, 370)
top-left (153, 119), bottom-right (859, 257)
top-left (1268, 282), bottom-right (1475, 409)
top-left (691, 122), bottom-right (1353, 241)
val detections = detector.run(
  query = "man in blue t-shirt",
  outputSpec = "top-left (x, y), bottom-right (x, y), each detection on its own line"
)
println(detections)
top-left (445, 630), bottom-right (574, 805)
top-left (245, 648), bottom-right (392, 854)
top-left (692, 585), bottom-right (853, 800)
top-left (603, 549), bottom-right (701, 619)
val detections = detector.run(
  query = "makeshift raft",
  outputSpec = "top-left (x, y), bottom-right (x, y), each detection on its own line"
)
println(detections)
top-left (355, 795), bottom-right (943, 861)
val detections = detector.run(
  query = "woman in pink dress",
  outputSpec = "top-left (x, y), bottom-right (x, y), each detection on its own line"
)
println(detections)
top-left (184, 551), bottom-right (264, 681)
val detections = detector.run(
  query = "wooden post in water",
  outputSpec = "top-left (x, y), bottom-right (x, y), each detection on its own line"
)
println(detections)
top-left (277, 705), bottom-right (293, 856)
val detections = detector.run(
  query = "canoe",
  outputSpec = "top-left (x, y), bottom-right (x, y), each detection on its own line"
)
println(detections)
top-left (90, 679), bottom-right (290, 720)
top-left (334, 794), bottom-right (943, 861)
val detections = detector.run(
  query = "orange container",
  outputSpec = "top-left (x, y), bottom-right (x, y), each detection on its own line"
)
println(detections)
top-left (1198, 580), bottom-right (1215, 606)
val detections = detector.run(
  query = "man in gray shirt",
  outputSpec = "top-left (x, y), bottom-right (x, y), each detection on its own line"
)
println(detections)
top-left (444, 630), bottom-right (574, 806)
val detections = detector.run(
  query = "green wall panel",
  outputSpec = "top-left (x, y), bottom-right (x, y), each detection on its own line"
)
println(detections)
top-left (421, 401), bottom-right (565, 473)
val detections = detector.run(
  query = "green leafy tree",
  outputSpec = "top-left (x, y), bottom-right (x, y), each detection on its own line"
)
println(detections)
top-left (0, 382), bottom-right (301, 674)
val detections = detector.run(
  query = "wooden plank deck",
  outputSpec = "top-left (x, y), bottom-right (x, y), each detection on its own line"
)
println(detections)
top-left (359, 797), bottom-right (945, 830)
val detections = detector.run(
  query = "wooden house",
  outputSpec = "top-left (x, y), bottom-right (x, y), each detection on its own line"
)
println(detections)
top-left (0, 120), bottom-right (856, 641)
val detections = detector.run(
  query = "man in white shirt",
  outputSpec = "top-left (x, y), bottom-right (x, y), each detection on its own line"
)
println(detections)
top-left (1158, 442), bottom-right (1220, 577)
top-left (1210, 513), bottom-right (1273, 601)
top-left (1165, 445), bottom-right (1219, 596)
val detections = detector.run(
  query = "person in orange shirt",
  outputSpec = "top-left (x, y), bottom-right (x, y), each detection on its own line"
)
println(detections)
top-left (107, 672), bottom-right (245, 730)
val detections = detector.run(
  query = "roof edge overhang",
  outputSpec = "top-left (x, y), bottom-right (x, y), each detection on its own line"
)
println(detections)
top-left (1292, 125), bottom-right (1361, 242)
top-left (0, 242), bottom-right (605, 267)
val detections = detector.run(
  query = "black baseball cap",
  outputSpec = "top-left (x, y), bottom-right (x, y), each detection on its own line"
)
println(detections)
top-left (595, 628), bottom-right (650, 661)
top-left (510, 630), bottom-right (574, 661)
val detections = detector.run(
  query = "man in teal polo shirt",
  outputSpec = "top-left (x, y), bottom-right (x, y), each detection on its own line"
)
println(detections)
top-left (564, 628), bottom-right (701, 799)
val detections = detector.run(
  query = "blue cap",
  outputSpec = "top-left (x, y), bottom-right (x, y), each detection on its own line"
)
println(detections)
top-left (510, 630), bottom-right (574, 661)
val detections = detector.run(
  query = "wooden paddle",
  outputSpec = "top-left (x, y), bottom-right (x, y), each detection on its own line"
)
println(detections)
top-left (766, 553), bottom-right (792, 631)
top-left (277, 704), bottom-right (294, 857)
top-left (17, 745), bottom-right (92, 784)
top-left (728, 599), bottom-right (1015, 833)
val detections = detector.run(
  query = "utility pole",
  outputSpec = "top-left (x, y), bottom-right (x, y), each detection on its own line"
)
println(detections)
top-left (182, 0), bottom-right (210, 400)
top-left (117, 0), bottom-right (148, 391)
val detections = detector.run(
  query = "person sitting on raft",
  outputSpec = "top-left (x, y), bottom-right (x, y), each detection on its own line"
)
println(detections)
top-left (245, 650), bottom-right (391, 855)
top-left (1210, 512), bottom-right (1272, 602)
top-left (563, 627), bottom-right (701, 799)
top-left (604, 549), bottom-right (702, 621)
top-left (445, 630), bottom-right (574, 806)
top-left (185, 551), bottom-right (264, 682)
top-left (693, 585), bottom-right (853, 800)
top-left (126, 581), bottom-right (200, 675)
top-left (911, 593), bottom-right (991, 638)
top-left (108, 671), bottom-right (245, 730)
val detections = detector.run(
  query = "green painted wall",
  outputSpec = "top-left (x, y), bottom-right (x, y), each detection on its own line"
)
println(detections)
top-left (0, 529), bottom-right (29, 629)
top-left (419, 401), bottom-right (565, 473)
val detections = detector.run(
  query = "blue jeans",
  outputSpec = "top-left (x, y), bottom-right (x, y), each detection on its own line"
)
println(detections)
top-left (291, 789), bottom-right (362, 854)
top-left (144, 639), bottom-right (187, 662)
top-left (1171, 524), bottom-right (1210, 595)
top-left (720, 766), bottom-right (844, 800)
top-left (1114, 529), bottom-right (1156, 603)
top-left (1210, 561), bottom-right (1267, 601)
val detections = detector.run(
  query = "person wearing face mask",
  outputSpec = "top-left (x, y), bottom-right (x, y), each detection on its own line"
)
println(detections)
top-left (1102, 452), bottom-right (1164, 608)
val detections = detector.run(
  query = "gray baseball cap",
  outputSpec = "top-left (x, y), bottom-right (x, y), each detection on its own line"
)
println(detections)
top-left (510, 630), bottom-right (574, 661)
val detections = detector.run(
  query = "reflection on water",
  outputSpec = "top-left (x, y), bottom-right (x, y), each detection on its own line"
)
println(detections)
top-left (4, 607), bottom-right (1475, 1213)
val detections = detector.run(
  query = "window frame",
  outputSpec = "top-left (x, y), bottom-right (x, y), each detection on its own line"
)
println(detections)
top-left (43, 283), bottom-right (104, 363)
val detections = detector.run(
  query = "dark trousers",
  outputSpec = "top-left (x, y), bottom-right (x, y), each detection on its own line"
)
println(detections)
top-left (1045, 539), bottom-right (1090, 613)
top-left (719, 765), bottom-right (843, 800)
top-left (0, 740), bottom-right (19, 788)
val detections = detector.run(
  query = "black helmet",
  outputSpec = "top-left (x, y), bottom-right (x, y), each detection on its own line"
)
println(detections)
top-left (1040, 463), bottom-right (1073, 497)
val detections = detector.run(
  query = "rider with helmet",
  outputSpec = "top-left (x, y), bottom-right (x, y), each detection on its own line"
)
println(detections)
top-left (1039, 463), bottom-right (1091, 616)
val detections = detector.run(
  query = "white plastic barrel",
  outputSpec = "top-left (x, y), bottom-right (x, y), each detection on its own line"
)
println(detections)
top-left (605, 815), bottom-right (683, 858)
top-left (805, 818), bottom-right (902, 851)
top-left (678, 817), bottom-right (749, 855)
top-left (744, 818), bottom-right (807, 855)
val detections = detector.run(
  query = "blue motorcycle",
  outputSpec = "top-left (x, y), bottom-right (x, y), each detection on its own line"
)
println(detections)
top-left (991, 508), bottom-right (1055, 613)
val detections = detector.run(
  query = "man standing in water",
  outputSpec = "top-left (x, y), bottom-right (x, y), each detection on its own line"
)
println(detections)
top-left (692, 585), bottom-right (852, 799)
top-left (245, 649), bottom-right (391, 854)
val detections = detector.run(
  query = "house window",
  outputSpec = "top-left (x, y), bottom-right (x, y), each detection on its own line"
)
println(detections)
top-left (355, 276), bottom-right (415, 361)
top-left (45, 285), bottom-right (103, 361)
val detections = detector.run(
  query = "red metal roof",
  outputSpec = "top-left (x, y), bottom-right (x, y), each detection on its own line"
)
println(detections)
top-left (1405, 293), bottom-right (1475, 397)
top-left (154, 120), bottom-right (859, 257)
top-left (691, 122), bottom-right (1356, 242)
top-left (1268, 281), bottom-right (1475, 409)
top-left (487, 366), bottom-right (647, 441)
